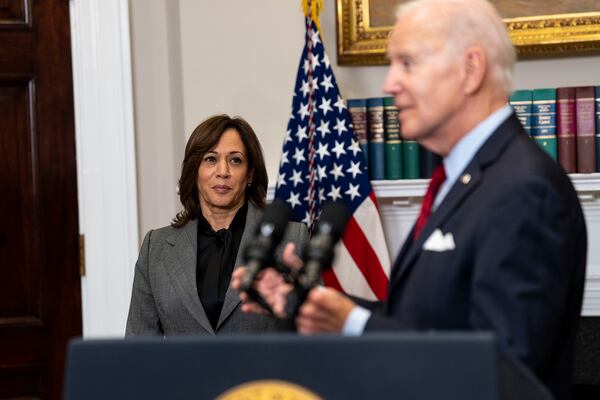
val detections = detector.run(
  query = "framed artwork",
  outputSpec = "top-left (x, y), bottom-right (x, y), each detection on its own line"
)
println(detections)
top-left (337, 0), bottom-right (600, 65)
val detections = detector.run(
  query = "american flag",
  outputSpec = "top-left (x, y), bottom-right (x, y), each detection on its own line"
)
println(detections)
top-left (274, 12), bottom-right (390, 301)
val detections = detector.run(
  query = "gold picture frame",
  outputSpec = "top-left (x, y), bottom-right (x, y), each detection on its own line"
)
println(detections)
top-left (337, 0), bottom-right (600, 65)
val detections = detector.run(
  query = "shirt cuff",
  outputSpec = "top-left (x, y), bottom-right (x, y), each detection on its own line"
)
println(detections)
top-left (342, 306), bottom-right (371, 336)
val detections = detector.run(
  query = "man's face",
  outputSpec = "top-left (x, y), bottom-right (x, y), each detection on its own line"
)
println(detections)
top-left (383, 14), bottom-right (464, 145)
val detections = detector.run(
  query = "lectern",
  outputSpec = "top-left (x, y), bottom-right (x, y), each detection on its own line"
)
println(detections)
top-left (64, 333), bottom-right (552, 399)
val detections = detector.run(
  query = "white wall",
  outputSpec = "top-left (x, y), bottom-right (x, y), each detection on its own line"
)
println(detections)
top-left (131, 0), bottom-right (600, 234)
top-left (130, 0), bottom-right (185, 238)
top-left (178, 0), bottom-right (305, 184)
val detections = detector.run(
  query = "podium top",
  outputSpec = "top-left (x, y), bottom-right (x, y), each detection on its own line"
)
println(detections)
top-left (64, 332), bottom-right (552, 400)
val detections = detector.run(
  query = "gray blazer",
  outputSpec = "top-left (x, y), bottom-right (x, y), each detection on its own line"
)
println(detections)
top-left (126, 203), bottom-right (308, 336)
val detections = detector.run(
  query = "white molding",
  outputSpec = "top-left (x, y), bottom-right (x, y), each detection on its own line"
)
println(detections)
top-left (368, 173), bottom-right (600, 199)
top-left (582, 277), bottom-right (600, 316)
top-left (268, 172), bottom-right (600, 315)
top-left (70, 0), bottom-right (139, 337)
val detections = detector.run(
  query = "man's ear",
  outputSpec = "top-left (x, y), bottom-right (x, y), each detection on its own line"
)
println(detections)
top-left (462, 46), bottom-right (486, 95)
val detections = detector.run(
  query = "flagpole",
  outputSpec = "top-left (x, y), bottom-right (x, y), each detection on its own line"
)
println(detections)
top-left (305, 0), bottom-right (317, 233)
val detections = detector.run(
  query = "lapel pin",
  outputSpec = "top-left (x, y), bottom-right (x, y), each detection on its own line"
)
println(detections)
top-left (461, 174), bottom-right (471, 185)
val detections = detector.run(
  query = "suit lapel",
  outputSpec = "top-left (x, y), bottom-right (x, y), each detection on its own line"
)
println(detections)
top-left (163, 219), bottom-right (214, 334)
top-left (390, 166), bottom-right (482, 287)
top-left (390, 113), bottom-right (519, 289)
top-left (216, 203), bottom-right (262, 329)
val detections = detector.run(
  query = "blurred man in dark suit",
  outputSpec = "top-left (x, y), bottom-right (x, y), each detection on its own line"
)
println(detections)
top-left (234, 1), bottom-right (587, 398)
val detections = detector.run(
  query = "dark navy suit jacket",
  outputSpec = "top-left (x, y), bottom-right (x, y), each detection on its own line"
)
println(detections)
top-left (364, 114), bottom-right (587, 400)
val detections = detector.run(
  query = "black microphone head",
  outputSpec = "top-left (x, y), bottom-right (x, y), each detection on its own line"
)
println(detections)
top-left (315, 201), bottom-right (350, 243)
top-left (256, 199), bottom-right (291, 243)
top-left (239, 199), bottom-right (291, 294)
top-left (243, 199), bottom-right (291, 263)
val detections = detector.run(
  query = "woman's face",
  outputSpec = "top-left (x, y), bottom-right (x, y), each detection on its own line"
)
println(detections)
top-left (197, 128), bottom-right (251, 213)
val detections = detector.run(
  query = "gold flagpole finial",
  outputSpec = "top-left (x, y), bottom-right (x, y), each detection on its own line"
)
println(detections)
top-left (302, 0), bottom-right (324, 31)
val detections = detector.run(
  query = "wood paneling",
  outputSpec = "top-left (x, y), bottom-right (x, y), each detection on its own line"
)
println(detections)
top-left (0, 0), bottom-right (81, 398)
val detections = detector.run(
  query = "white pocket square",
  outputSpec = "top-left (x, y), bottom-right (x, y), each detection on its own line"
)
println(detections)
top-left (422, 229), bottom-right (455, 252)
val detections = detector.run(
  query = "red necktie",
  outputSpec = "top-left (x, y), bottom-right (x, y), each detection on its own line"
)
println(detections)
top-left (413, 164), bottom-right (446, 240)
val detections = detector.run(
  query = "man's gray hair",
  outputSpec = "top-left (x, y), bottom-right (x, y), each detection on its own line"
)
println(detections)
top-left (397, 0), bottom-right (516, 94)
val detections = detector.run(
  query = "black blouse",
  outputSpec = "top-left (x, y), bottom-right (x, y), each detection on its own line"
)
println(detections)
top-left (196, 201), bottom-right (248, 330)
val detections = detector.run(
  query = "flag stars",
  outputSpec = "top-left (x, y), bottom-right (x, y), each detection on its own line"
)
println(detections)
top-left (287, 191), bottom-right (301, 209)
top-left (327, 185), bottom-right (342, 202)
top-left (311, 77), bottom-right (319, 91)
top-left (316, 120), bottom-right (331, 137)
top-left (322, 53), bottom-right (330, 69)
top-left (292, 148), bottom-right (306, 164)
top-left (310, 53), bottom-right (321, 70)
top-left (311, 29), bottom-right (321, 46)
top-left (332, 141), bottom-right (347, 158)
top-left (300, 79), bottom-right (310, 97)
top-left (345, 183), bottom-right (361, 201)
top-left (321, 74), bottom-right (334, 93)
top-left (334, 96), bottom-right (346, 113)
top-left (290, 169), bottom-right (304, 187)
top-left (284, 129), bottom-right (292, 144)
top-left (317, 164), bottom-right (327, 181)
top-left (303, 59), bottom-right (310, 74)
top-left (295, 126), bottom-right (308, 143)
top-left (301, 211), bottom-right (312, 226)
top-left (331, 163), bottom-right (345, 181)
top-left (318, 97), bottom-right (333, 116)
top-left (316, 142), bottom-right (330, 160)
top-left (280, 150), bottom-right (289, 166)
top-left (298, 102), bottom-right (310, 120)
top-left (276, 172), bottom-right (287, 188)
top-left (333, 118), bottom-right (348, 136)
top-left (347, 140), bottom-right (361, 156)
top-left (319, 187), bottom-right (326, 202)
top-left (347, 160), bottom-right (362, 178)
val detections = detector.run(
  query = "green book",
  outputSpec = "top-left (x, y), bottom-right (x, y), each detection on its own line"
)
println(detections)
top-left (509, 89), bottom-right (533, 136)
top-left (403, 141), bottom-right (420, 179)
top-left (532, 88), bottom-right (557, 160)
top-left (383, 97), bottom-right (402, 180)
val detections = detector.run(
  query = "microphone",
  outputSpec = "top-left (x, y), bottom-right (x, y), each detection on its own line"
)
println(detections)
top-left (239, 199), bottom-right (291, 294)
top-left (286, 201), bottom-right (350, 316)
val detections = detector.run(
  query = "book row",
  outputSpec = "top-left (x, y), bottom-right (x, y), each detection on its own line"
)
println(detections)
top-left (348, 88), bottom-right (600, 181)
top-left (347, 97), bottom-right (441, 180)
top-left (509, 86), bottom-right (600, 174)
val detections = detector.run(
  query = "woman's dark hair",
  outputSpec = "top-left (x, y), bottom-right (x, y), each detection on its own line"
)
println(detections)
top-left (171, 115), bottom-right (268, 228)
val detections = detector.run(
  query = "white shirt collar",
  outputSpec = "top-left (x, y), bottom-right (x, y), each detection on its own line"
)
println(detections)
top-left (433, 104), bottom-right (513, 209)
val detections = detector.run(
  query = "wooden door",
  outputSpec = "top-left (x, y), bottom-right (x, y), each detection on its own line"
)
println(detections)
top-left (0, 0), bottom-right (82, 398)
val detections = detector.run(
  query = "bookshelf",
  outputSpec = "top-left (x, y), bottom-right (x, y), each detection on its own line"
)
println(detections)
top-left (371, 173), bottom-right (600, 198)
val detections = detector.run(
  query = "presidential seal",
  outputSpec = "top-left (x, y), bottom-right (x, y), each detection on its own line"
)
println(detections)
top-left (217, 380), bottom-right (322, 400)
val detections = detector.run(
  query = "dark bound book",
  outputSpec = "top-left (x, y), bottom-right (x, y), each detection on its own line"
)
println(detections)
top-left (383, 97), bottom-right (402, 179)
top-left (556, 87), bottom-right (577, 174)
top-left (596, 86), bottom-right (600, 172)
top-left (367, 97), bottom-right (386, 180)
top-left (575, 86), bottom-right (597, 173)
top-left (348, 99), bottom-right (369, 170)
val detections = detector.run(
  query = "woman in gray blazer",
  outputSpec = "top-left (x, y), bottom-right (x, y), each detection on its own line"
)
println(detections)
top-left (126, 115), bottom-right (308, 336)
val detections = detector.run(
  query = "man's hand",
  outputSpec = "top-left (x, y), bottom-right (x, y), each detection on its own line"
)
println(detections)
top-left (296, 287), bottom-right (356, 334)
top-left (231, 243), bottom-right (303, 318)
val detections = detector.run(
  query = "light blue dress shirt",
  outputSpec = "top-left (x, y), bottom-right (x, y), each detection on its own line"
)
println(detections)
top-left (342, 104), bottom-right (514, 336)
